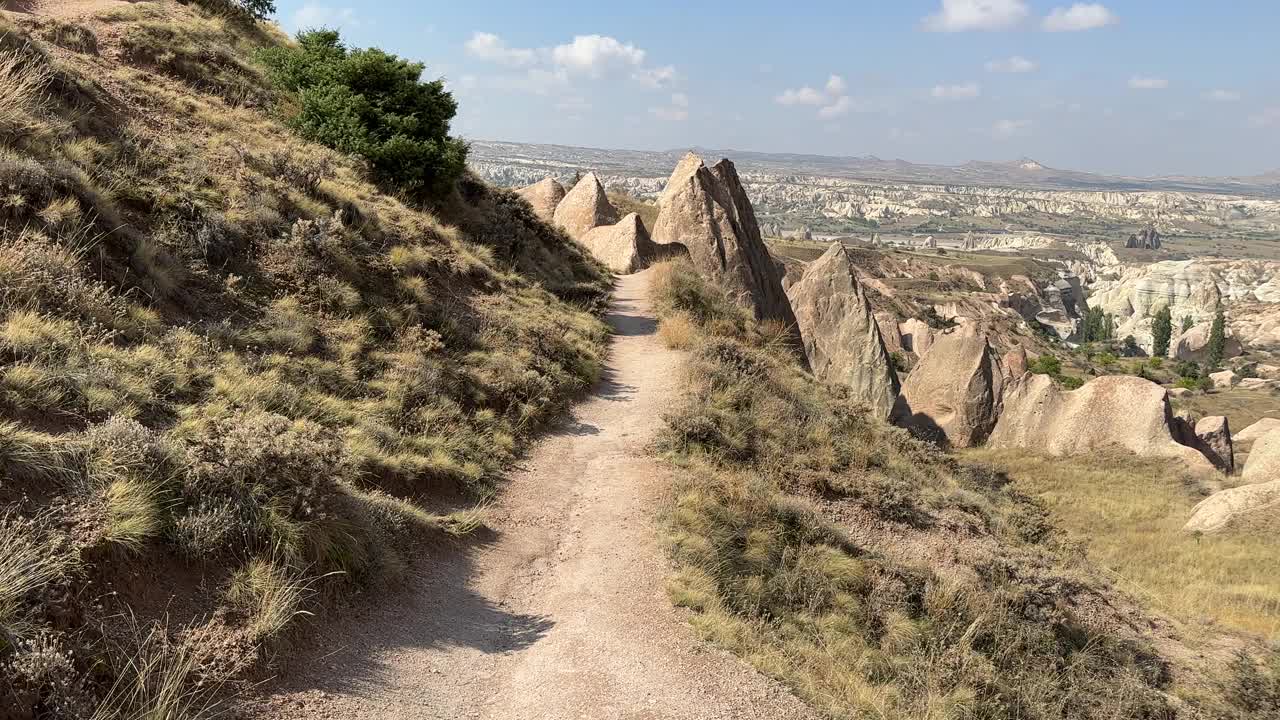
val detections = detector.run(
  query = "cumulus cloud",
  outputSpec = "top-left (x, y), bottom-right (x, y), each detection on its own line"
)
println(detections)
top-left (931, 82), bottom-right (981, 99)
top-left (650, 92), bottom-right (689, 121)
top-left (552, 35), bottom-right (645, 74)
top-left (1249, 108), bottom-right (1280, 128)
top-left (776, 86), bottom-right (828, 106)
top-left (825, 74), bottom-right (847, 95)
top-left (818, 96), bottom-right (852, 119)
top-left (1129, 76), bottom-right (1169, 90)
top-left (992, 119), bottom-right (1031, 137)
top-left (633, 65), bottom-right (676, 89)
top-left (464, 32), bottom-right (536, 66)
top-left (985, 56), bottom-right (1037, 73)
top-left (1043, 3), bottom-right (1117, 31)
top-left (777, 74), bottom-right (861, 118)
top-left (922, 0), bottom-right (1029, 32)
top-left (290, 4), bottom-right (359, 31)
top-left (1204, 89), bottom-right (1242, 102)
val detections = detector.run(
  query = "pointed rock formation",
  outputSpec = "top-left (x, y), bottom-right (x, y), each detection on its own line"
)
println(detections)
top-left (1003, 347), bottom-right (1029, 378)
top-left (651, 153), bottom-right (798, 329)
top-left (1195, 416), bottom-right (1235, 473)
top-left (553, 173), bottom-right (618, 240)
top-left (876, 311), bottom-right (904, 355)
top-left (787, 243), bottom-right (900, 418)
top-left (578, 213), bottom-right (674, 274)
top-left (1185, 429), bottom-right (1280, 533)
top-left (989, 374), bottom-right (1216, 472)
top-left (899, 318), bottom-right (934, 356)
top-left (891, 325), bottom-right (1004, 448)
top-left (515, 177), bottom-right (565, 223)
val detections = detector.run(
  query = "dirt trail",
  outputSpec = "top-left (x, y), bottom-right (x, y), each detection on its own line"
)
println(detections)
top-left (255, 270), bottom-right (815, 720)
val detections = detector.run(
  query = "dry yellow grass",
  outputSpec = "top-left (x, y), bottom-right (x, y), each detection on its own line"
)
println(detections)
top-left (656, 312), bottom-right (697, 349)
top-left (967, 448), bottom-right (1280, 640)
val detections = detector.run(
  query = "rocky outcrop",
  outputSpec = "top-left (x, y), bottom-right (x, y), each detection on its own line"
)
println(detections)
top-left (1237, 418), bottom-right (1280, 445)
top-left (787, 244), bottom-right (900, 418)
top-left (553, 173), bottom-right (619, 240)
top-left (578, 213), bottom-right (671, 274)
top-left (1184, 478), bottom-right (1280, 534)
top-left (1169, 321), bottom-right (1242, 363)
top-left (1210, 369), bottom-right (1239, 389)
top-left (1125, 226), bottom-right (1162, 250)
top-left (899, 318), bottom-right (934, 355)
top-left (515, 178), bottom-right (566, 223)
top-left (1243, 430), bottom-right (1280, 482)
top-left (891, 326), bottom-right (1004, 448)
top-left (1195, 416), bottom-right (1235, 473)
top-left (876, 311), bottom-right (904, 355)
top-left (1003, 347), bottom-right (1029, 378)
top-left (989, 374), bottom-right (1216, 472)
top-left (652, 153), bottom-right (798, 328)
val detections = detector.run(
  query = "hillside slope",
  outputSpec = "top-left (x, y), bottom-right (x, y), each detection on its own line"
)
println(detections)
top-left (0, 2), bottom-right (610, 716)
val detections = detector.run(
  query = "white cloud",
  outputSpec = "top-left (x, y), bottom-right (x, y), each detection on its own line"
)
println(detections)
top-left (290, 4), bottom-right (359, 31)
top-left (633, 65), bottom-right (676, 89)
top-left (1249, 108), bottom-right (1280, 128)
top-left (825, 74), bottom-right (847, 95)
top-left (931, 82), bottom-right (981, 99)
top-left (1129, 76), bottom-right (1169, 90)
top-left (985, 56), bottom-right (1037, 73)
top-left (818, 96), bottom-right (852, 119)
top-left (1043, 3), bottom-right (1117, 31)
top-left (552, 35), bottom-right (645, 75)
top-left (992, 119), bottom-right (1031, 137)
top-left (1204, 89), bottom-right (1242, 102)
top-left (922, 0), bottom-right (1029, 32)
top-left (464, 32), bottom-right (536, 67)
top-left (776, 86), bottom-right (827, 106)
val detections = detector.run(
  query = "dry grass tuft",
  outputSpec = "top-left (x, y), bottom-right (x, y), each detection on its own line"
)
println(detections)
top-left (0, 46), bottom-right (51, 139)
top-left (227, 559), bottom-right (314, 641)
top-left (657, 312), bottom-right (697, 350)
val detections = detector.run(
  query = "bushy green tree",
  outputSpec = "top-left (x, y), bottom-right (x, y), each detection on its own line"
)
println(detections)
top-left (1208, 306), bottom-right (1227, 368)
top-left (260, 29), bottom-right (468, 197)
top-left (1152, 306), bottom-right (1173, 357)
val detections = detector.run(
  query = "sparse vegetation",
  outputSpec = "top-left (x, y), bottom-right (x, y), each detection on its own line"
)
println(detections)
top-left (0, 5), bottom-right (609, 715)
top-left (1153, 306), bottom-right (1174, 358)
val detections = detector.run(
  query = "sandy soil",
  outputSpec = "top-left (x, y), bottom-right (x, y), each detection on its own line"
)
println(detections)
top-left (250, 270), bottom-right (816, 720)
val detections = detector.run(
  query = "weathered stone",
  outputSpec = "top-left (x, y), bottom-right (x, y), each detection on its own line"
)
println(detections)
top-left (553, 173), bottom-right (618, 240)
top-left (787, 243), bottom-right (900, 418)
top-left (515, 177), bottom-right (565, 223)
top-left (651, 153), bottom-right (798, 329)
top-left (891, 326), bottom-right (1004, 448)
top-left (1243, 430), bottom-right (1280, 482)
top-left (577, 213), bottom-right (673, 274)
top-left (989, 374), bottom-right (1216, 472)
top-left (1195, 416), bottom-right (1235, 473)
top-left (1003, 347), bottom-right (1029, 378)
top-left (1210, 369), bottom-right (1240, 389)
top-left (1185, 429), bottom-right (1280, 533)
top-left (1169, 321), bottom-right (1242, 363)
top-left (1237, 418), bottom-right (1280, 445)
top-left (899, 318), bottom-right (934, 355)
top-left (1125, 226), bottom-right (1162, 250)
top-left (875, 311), bottom-right (904, 355)
top-left (1238, 378), bottom-right (1280, 391)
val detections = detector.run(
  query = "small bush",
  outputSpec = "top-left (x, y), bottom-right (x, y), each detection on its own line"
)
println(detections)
top-left (0, 46), bottom-right (51, 141)
top-left (227, 559), bottom-right (312, 640)
top-left (657, 312), bottom-right (697, 350)
top-left (259, 30), bottom-right (468, 197)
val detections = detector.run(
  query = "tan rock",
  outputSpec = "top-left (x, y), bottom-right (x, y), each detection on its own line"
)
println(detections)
top-left (787, 244), bottom-right (900, 418)
top-left (651, 153), bottom-right (797, 328)
top-left (1184, 479), bottom-right (1280, 534)
top-left (1003, 347), bottom-right (1029, 378)
top-left (989, 374), bottom-right (1216, 472)
top-left (1243, 430), bottom-right (1280, 482)
top-left (891, 326), bottom-right (1004, 448)
top-left (876, 312), bottom-right (904, 355)
top-left (1237, 418), bottom-right (1280, 444)
top-left (1195, 416), bottom-right (1234, 473)
top-left (1238, 378), bottom-right (1280, 391)
top-left (899, 318), bottom-right (934, 355)
top-left (553, 173), bottom-right (618, 240)
top-left (1169, 321), bottom-right (1242, 363)
top-left (1209, 369), bottom-right (1239, 389)
top-left (515, 177), bottom-right (565, 223)
top-left (578, 213), bottom-right (671, 274)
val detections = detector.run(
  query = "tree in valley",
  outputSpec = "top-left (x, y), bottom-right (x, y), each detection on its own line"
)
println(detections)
top-left (1152, 306), bottom-right (1173, 357)
top-left (1208, 306), bottom-right (1227, 368)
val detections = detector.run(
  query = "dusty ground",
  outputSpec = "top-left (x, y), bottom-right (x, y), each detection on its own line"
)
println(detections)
top-left (249, 270), bottom-right (816, 720)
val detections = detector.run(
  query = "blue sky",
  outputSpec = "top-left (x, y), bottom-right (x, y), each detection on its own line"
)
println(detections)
top-left (270, 1), bottom-right (1280, 177)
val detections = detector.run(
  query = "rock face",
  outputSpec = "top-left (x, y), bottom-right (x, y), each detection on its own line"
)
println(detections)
top-left (875, 312), bottom-right (904, 355)
top-left (899, 318), bottom-right (934, 355)
top-left (787, 244), bottom-right (901, 418)
top-left (652, 153), bottom-right (797, 328)
top-left (1237, 418), bottom-right (1280, 445)
top-left (1195, 416), bottom-right (1235, 473)
top-left (988, 374), bottom-right (1216, 472)
top-left (1169, 321), bottom-right (1242, 363)
top-left (1243, 430), bottom-right (1280, 482)
top-left (1036, 274), bottom-right (1089, 341)
top-left (891, 326), bottom-right (1004, 448)
top-left (578, 213), bottom-right (669, 274)
top-left (1003, 347), bottom-right (1029, 378)
top-left (1184, 479), bottom-right (1280, 534)
top-left (553, 173), bottom-right (618, 240)
top-left (515, 178), bottom-right (565, 223)
top-left (1125, 226), bottom-right (1162, 250)
top-left (1210, 369), bottom-right (1240, 389)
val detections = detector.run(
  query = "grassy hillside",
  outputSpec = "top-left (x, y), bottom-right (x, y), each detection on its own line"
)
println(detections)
top-left (0, 3), bottom-right (610, 716)
top-left (648, 260), bottom-right (1280, 719)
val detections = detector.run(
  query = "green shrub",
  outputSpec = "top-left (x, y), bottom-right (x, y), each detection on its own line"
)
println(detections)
top-left (259, 30), bottom-right (468, 197)
top-left (1028, 354), bottom-right (1062, 376)
top-left (1152, 306), bottom-right (1173, 357)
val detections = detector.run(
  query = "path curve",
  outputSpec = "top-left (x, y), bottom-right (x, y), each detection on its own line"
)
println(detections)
top-left (256, 270), bottom-right (815, 720)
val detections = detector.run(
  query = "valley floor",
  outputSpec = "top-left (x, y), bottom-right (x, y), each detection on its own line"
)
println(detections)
top-left (249, 271), bottom-right (814, 720)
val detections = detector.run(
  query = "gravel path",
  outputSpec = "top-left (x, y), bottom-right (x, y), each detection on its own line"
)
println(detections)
top-left (254, 270), bottom-right (815, 720)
